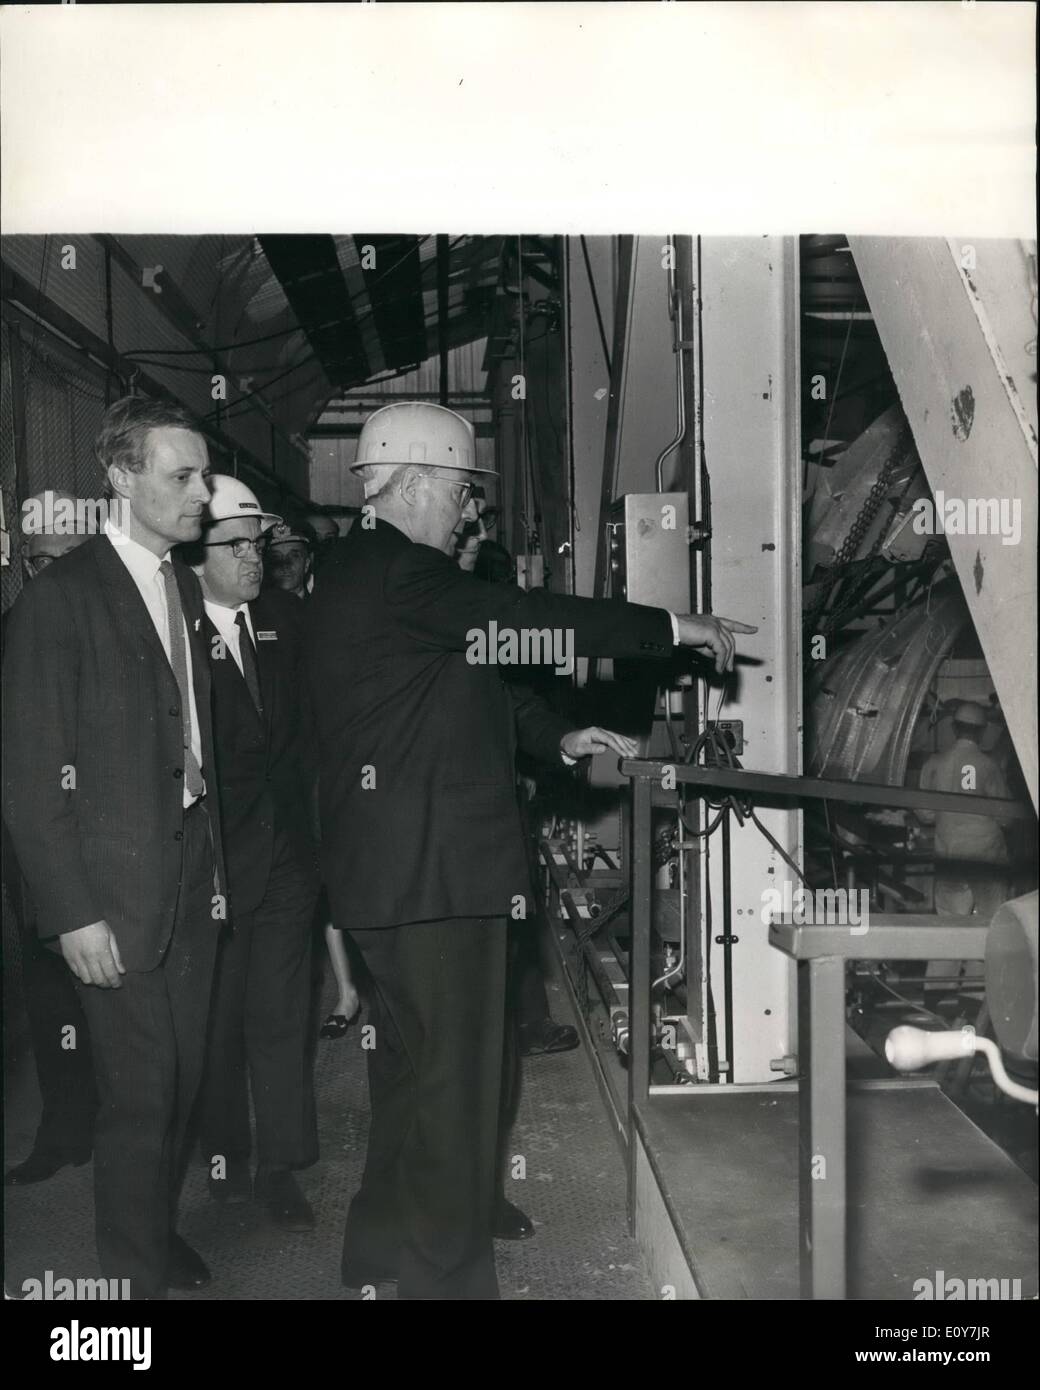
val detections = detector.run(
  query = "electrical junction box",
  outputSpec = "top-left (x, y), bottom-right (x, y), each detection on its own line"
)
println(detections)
top-left (606, 493), bottom-right (691, 614)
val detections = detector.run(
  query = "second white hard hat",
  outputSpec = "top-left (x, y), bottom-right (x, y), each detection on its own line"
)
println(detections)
top-left (206, 475), bottom-right (282, 531)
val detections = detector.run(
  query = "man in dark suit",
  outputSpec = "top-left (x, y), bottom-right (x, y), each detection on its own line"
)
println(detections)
top-left (306, 400), bottom-right (755, 1300)
top-left (188, 475), bottom-right (321, 1230)
top-left (2, 396), bottom-right (226, 1300)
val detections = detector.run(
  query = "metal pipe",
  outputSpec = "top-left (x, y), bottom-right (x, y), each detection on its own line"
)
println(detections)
top-left (618, 759), bottom-right (1035, 822)
top-left (721, 808), bottom-right (735, 1082)
top-left (654, 235), bottom-right (686, 491)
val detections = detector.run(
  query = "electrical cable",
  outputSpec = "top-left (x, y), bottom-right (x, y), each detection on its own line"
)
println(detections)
top-left (654, 235), bottom-right (686, 491)
top-left (819, 306), bottom-right (855, 453)
top-left (748, 809), bottom-right (810, 889)
top-left (125, 321), bottom-right (308, 359)
top-left (578, 234), bottom-right (612, 376)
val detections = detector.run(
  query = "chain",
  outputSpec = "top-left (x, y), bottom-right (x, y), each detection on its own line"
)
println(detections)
top-left (833, 427), bottom-right (912, 570)
top-left (806, 426), bottom-right (915, 638)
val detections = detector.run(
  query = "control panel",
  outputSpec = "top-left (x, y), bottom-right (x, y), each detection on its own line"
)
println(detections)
top-left (607, 492), bottom-right (691, 614)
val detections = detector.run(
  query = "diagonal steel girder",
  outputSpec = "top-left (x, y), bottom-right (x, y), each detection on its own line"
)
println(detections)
top-left (850, 237), bottom-right (1038, 811)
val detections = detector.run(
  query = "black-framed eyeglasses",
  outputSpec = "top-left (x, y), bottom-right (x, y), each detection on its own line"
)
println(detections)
top-left (202, 536), bottom-right (270, 559)
top-left (422, 476), bottom-right (477, 508)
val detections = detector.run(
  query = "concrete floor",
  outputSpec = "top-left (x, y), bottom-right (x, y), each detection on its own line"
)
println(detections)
top-left (4, 964), bottom-right (654, 1302)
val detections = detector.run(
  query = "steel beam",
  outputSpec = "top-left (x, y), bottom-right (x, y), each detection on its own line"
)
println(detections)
top-left (627, 772), bottom-right (654, 1227)
top-left (770, 918), bottom-right (990, 961)
top-left (798, 956), bottom-right (846, 1299)
top-left (619, 759), bottom-right (1034, 821)
top-left (695, 238), bottom-right (803, 1084)
top-left (849, 237), bottom-right (1038, 810)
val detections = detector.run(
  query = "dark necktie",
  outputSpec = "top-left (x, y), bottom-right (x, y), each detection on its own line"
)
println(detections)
top-left (235, 610), bottom-right (263, 716)
top-left (158, 560), bottom-right (205, 799)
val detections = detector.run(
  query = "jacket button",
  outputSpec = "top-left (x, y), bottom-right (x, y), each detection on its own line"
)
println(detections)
top-left (174, 830), bottom-right (184, 841)
top-left (173, 768), bottom-right (183, 779)
top-left (169, 706), bottom-right (180, 717)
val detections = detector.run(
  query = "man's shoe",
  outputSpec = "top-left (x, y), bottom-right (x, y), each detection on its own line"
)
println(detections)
top-left (519, 1018), bottom-right (580, 1057)
top-left (5, 1148), bottom-right (91, 1186)
top-left (167, 1233), bottom-right (211, 1291)
top-left (207, 1156), bottom-right (252, 1204)
top-left (255, 1168), bottom-right (315, 1231)
top-left (493, 1197), bottom-right (535, 1241)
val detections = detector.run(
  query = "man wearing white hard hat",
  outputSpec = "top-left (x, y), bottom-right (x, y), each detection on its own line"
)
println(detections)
top-left (187, 476), bottom-right (322, 1233)
top-left (917, 700), bottom-right (1014, 918)
top-left (306, 400), bottom-right (756, 1300)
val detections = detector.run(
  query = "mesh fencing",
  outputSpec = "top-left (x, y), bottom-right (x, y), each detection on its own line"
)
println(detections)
top-left (1, 323), bottom-right (109, 614)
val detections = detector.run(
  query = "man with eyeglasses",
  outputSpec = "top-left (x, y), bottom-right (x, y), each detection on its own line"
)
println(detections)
top-left (187, 476), bottom-right (322, 1234)
top-left (307, 400), bottom-right (756, 1300)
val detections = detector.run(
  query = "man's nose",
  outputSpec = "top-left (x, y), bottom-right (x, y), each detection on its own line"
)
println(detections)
top-left (461, 496), bottom-right (479, 522)
top-left (190, 471), bottom-right (212, 504)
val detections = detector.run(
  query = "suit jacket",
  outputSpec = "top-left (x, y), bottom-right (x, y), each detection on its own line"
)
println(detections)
top-left (2, 535), bottom-right (226, 972)
top-left (305, 518), bottom-right (674, 930)
top-left (202, 587), bottom-right (318, 916)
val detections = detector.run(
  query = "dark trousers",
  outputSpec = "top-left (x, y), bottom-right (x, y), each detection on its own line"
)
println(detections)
top-left (74, 801), bottom-right (218, 1300)
top-left (511, 917), bottom-right (552, 1029)
top-left (344, 916), bottom-right (508, 1300)
top-left (17, 911), bottom-right (97, 1159)
top-left (196, 830), bottom-right (319, 1172)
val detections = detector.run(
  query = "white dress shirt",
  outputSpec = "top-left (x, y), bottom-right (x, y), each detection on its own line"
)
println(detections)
top-left (203, 598), bottom-right (255, 678)
top-left (104, 520), bottom-right (204, 807)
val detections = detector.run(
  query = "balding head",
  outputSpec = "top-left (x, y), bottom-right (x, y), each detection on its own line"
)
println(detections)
top-left (19, 490), bottom-right (90, 578)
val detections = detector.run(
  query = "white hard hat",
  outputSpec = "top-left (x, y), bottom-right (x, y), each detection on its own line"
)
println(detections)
top-left (349, 402), bottom-right (496, 495)
top-left (205, 475), bottom-right (282, 531)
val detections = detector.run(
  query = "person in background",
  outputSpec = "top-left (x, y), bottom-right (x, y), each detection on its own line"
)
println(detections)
top-left (304, 510), bottom-right (343, 594)
top-left (916, 700), bottom-right (1015, 919)
top-left (3, 396), bottom-right (226, 1298)
top-left (264, 518), bottom-right (316, 601)
top-left (290, 508), bottom-right (362, 1039)
top-left (188, 475), bottom-right (322, 1231)
top-left (4, 491), bottom-right (97, 1187)
top-left (306, 512), bottom-right (339, 547)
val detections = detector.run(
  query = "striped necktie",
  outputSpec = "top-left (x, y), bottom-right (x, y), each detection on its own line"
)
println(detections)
top-left (158, 560), bottom-right (205, 799)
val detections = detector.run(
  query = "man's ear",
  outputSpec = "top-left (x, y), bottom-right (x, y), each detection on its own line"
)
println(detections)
top-left (397, 466), bottom-right (423, 505)
top-left (106, 463), bottom-right (131, 501)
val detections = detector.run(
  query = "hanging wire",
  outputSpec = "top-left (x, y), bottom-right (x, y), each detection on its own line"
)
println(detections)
top-left (654, 234), bottom-right (686, 491)
top-left (578, 234), bottom-right (612, 375)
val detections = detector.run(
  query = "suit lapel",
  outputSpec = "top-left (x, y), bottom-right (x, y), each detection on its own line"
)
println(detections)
top-left (94, 537), bottom-right (177, 694)
top-left (202, 607), bottom-right (265, 735)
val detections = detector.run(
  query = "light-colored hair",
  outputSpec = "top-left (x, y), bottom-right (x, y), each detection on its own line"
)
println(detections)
top-left (360, 462), bottom-right (433, 500)
top-left (95, 395), bottom-right (196, 486)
